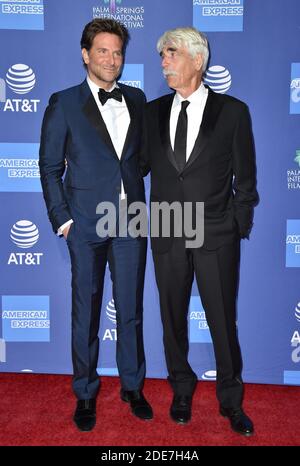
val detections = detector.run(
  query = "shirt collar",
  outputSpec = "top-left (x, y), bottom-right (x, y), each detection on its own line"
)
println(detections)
top-left (86, 75), bottom-right (118, 94)
top-left (174, 82), bottom-right (207, 108)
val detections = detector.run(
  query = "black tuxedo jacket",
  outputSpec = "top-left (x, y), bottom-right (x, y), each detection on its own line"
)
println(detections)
top-left (140, 87), bottom-right (259, 253)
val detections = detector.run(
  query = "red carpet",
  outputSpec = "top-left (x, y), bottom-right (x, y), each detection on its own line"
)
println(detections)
top-left (0, 373), bottom-right (299, 446)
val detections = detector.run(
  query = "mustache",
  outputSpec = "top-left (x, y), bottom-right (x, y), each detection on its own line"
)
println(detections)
top-left (163, 69), bottom-right (178, 77)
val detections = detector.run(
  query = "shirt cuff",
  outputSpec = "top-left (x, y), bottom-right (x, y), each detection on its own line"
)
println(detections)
top-left (57, 219), bottom-right (73, 237)
top-left (120, 180), bottom-right (126, 200)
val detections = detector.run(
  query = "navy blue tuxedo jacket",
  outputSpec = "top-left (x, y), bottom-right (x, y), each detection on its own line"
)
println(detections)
top-left (39, 80), bottom-right (146, 238)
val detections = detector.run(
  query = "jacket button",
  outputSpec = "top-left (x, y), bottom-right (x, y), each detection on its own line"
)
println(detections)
top-left (179, 175), bottom-right (184, 181)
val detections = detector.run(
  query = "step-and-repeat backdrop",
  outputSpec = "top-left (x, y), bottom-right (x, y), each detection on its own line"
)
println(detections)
top-left (0, 0), bottom-right (299, 385)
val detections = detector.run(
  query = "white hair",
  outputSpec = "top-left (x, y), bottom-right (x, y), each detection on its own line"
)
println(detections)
top-left (157, 27), bottom-right (209, 73)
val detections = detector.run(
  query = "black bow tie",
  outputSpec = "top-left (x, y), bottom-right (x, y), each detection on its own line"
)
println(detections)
top-left (98, 87), bottom-right (122, 105)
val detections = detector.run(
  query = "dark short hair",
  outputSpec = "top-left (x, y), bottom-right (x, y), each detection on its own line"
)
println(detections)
top-left (80, 18), bottom-right (130, 54)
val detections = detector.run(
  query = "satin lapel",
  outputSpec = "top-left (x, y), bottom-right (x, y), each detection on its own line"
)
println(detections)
top-left (184, 88), bottom-right (224, 172)
top-left (81, 81), bottom-right (119, 162)
top-left (119, 85), bottom-right (136, 160)
top-left (159, 93), bottom-right (177, 172)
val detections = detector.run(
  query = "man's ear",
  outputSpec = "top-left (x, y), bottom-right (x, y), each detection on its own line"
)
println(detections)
top-left (194, 53), bottom-right (203, 72)
top-left (82, 48), bottom-right (89, 65)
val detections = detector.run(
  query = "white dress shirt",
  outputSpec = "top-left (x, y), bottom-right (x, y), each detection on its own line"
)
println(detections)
top-left (170, 82), bottom-right (208, 161)
top-left (58, 76), bottom-right (130, 235)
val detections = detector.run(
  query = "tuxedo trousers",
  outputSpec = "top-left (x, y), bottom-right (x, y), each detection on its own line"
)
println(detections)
top-left (66, 223), bottom-right (147, 400)
top-left (153, 238), bottom-right (244, 409)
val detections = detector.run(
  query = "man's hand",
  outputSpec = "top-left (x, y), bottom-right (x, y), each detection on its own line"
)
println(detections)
top-left (63, 224), bottom-right (71, 239)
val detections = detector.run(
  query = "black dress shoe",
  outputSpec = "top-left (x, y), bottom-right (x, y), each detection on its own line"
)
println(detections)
top-left (120, 389), bottom-right (153, 420)
top-left (220, 406), bottom-right (254, 436)
top-left (73, 399), bottom-right (96, 432)
top-left (170, 395), bottom-right (192, 424)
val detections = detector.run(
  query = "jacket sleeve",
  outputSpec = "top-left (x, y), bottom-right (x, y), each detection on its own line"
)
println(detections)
top-left (39, 93), bottom-right (72, 233)
top-left (232, 104), bottom-right (259, 239)
top-left (138, 101), bottom-right (151, 177)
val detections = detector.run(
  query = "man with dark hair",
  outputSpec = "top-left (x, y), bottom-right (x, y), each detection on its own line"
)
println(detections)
top-left (39, 18), bottom-right (152, 431)
top-left (141, 27), bottom-right (258, 436)
top-left (80, 18), bottom-right (129, 55)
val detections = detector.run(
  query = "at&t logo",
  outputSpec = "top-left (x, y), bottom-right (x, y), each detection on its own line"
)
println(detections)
top-left (103, 299), bottom-right (117, 341)
top-left (1, 64), bottom-right (40, 113)
top-left (204, 65), bottom-right (231, 94)
top-left (295, 302), bottom-right (300, 323)
top-left (291, 302), bottom-right (300, 363)
top-left (7, 220), bottom-right (43, 266)
top-left (201, 370), bottom-right (216, 381)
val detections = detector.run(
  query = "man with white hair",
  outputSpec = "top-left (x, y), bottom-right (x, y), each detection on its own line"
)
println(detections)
top-left (140, 27), bottom-right (258, 436)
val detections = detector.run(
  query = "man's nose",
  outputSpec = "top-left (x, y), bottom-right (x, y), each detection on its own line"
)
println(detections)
top-left (161, 56), bottom-right (170, 68)
top-left (106, 52), bottom-right (115, 65)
